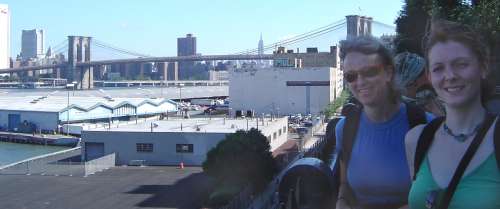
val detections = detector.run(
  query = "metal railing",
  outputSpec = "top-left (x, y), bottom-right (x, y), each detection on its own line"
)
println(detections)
top-left (0, 148), bottom-right (116, 177)
top-left (245, 119), bottom-right (335, 209)
top-left (0, 147), bottom-right (83, 176)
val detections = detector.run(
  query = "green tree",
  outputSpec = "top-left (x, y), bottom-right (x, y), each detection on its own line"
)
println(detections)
top-left (202, 128), bottom-right (278, 205)
top-left (394, 0), bottom-right (433, 55)
top-left (395, 0), bottom-right (500, 83)
top-left (324, 90), bottom-right (350, 119)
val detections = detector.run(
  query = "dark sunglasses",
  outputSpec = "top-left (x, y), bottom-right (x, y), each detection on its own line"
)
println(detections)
top-left (344, 65), bottom-right (384, 83)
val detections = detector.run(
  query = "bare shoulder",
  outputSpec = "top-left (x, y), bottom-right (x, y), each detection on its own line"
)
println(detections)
top-left (405, 124), bottom-right (426, 179)
top-left (405, 124), bottom-right (426, 150)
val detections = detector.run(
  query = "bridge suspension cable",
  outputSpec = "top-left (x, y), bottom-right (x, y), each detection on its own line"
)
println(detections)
top-left (260, 21), bottom-right (345, 53)
top-left (50, 39), bottom-right (68, 52)
top-left (93, 39), bottom-right (153, 58)
top-left (52, 44), bottom-right (68, 55)
top-left (371, 20), bottom-right (396, 31)
top-left (235, 19), bottom-right (346, 55)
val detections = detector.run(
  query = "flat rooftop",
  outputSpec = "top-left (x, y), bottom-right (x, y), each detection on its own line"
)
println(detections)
top-left (87, 117), bottom-right (286, 133)
top-left (0, 166), bottom-right (214, 209)
top-left (0, 85), bottom-right (227, 100)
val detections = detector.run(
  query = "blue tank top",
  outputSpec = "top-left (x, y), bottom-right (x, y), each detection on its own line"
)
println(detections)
top-left (335, 103), bottom-right (432, 207)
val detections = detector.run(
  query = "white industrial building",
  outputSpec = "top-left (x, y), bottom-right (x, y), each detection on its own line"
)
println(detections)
top-left (0, 95), bottom-right (177, 133)
top-left (0, 4), bottom-right (10, 69)
top-left (82, 117), bottom-right (288, 166)
top-left (229, 67), bottom-right (343, 116)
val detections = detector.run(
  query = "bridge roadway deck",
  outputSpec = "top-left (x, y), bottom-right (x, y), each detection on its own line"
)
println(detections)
top-left (0, 54), bottom-right (275, 73)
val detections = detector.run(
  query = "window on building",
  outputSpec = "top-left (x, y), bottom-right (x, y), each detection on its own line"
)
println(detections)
top-left (283, 126), bottom-right (287, 133)
top-left (136, 143), bottom-right (153, 152)
top-left (279, 129), bottom-right (282, 136)
top-left (267, 135), bottom-right (271, 142)
top-left (176, 144), bottom-right (194, 153)
top-left (273, 132), bottom-right (277, 140)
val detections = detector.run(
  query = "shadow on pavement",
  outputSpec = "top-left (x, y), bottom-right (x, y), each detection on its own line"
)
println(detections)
top-left (127, 172), bottom-right (215, 209)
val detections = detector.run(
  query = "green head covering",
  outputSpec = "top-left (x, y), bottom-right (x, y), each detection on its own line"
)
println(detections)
top-left (394, 52), bottom-right (426, 87)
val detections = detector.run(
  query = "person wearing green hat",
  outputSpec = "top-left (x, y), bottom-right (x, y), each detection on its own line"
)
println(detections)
top-left (394, 52), bottom-right (445, 116)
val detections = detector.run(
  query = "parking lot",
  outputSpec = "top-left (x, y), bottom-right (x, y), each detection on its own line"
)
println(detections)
top-left (0, 166), bottom-right (214, 209)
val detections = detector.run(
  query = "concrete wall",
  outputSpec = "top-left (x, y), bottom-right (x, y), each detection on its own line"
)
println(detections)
top-left (257, 117), bottom-right (288, 150)
top-left (229, 67), bottom-right (341, 116)
top-left (83, 131), bottom-right (229, 166)
top-left (0, 110), bottom-right (59, 131)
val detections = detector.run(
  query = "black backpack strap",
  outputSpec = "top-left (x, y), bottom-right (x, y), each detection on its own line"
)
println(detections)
top-left (494, 115), bottom-right (500, 170)
top-left (338, 106), bottom-right (361, 206)
top-left (320, 117), bottom-right (341, 163)
top-left (440, 114), bottom-right (497, 209)
top-left (413, 117), bottom-right (445, 180)
top-left (405, 102), bottom-right (428, 128)
top-left (341, 106), bottom-right (362, 166)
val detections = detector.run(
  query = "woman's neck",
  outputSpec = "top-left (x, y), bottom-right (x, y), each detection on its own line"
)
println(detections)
top-left (445, 99), bottom-right (486, 133)
top-left (364, 100), bottom-right (401, 123)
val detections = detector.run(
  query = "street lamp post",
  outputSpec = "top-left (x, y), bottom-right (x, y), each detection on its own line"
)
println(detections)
top-left (71, 81), bottom-right (77, 96)
top-left (66, 83), bottom-right (75, 135)
top-left (178, 83), bottom-right (184, 104)
top-left (159, 76), bottom-right (164, 98)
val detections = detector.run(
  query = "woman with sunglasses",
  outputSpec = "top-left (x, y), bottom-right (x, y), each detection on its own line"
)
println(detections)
top-left (406, 20), bottom-right (500, 209)
top-left (335, 36), bottom-right (431, 209)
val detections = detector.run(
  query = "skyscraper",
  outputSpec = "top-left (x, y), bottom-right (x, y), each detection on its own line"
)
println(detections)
top-left (21, 29), bottom-right (45, 60)
top-left (258, 34), bottom-right (264, 56)
top-left (177, 34), bottom-right (198, 79)
top-left (177, 34), bottom-right (196, 56)
top-left (0, 4), bottom-right (10, 69)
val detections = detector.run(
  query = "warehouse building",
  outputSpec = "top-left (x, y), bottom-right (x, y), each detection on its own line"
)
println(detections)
top-left (0, 95), bottom-right (177, 133)
top-left (229, 66), bottom-right (342, 116)
top-left (82, 117), bottom-right (288, 166)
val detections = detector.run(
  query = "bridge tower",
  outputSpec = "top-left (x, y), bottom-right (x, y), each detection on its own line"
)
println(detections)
top-left (346, 15), bottom-right (373, 40)
top-left (67, 36), bottom-right (93, 89)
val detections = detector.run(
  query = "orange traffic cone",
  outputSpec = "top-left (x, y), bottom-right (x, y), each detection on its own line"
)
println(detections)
top-left (179, 162), bottom-right (184, 169)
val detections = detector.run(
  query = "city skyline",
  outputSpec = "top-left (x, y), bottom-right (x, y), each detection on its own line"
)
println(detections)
top-left (2, 0), bottom-right (403, 58)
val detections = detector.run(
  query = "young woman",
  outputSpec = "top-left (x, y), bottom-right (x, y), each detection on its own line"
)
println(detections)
top-left (335, 36), bottom-right (430, 209)
top-left (406, 20), bottom-right (500, 209)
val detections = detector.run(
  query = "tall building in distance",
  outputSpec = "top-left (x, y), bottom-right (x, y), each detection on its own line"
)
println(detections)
top-left (258, 34), bottom-right (264, 55)
top-left (21, 29), bottom-right (45, 60)
top-left (177, 34), bottom-right (196, 56)
top-left (0, 4), bottom-right (10, 69)
top-left (177, 34), bottom-right (198, 80)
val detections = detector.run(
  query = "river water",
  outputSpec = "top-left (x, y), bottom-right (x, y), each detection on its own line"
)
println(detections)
top-left (0, 142), bottom-right (67, 166)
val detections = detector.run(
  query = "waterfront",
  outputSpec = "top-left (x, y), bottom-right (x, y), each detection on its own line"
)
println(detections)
top-left (0, 142), bottom-right (67, 166)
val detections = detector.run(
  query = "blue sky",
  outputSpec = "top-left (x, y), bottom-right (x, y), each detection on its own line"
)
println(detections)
top-left (3, 0), bottom-right (404, 58)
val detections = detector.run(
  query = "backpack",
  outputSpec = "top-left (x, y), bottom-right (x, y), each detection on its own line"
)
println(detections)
top-left (413, 115), bottom-right (500, 179)
top-left (334, 102), bottom-right (427, 206)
